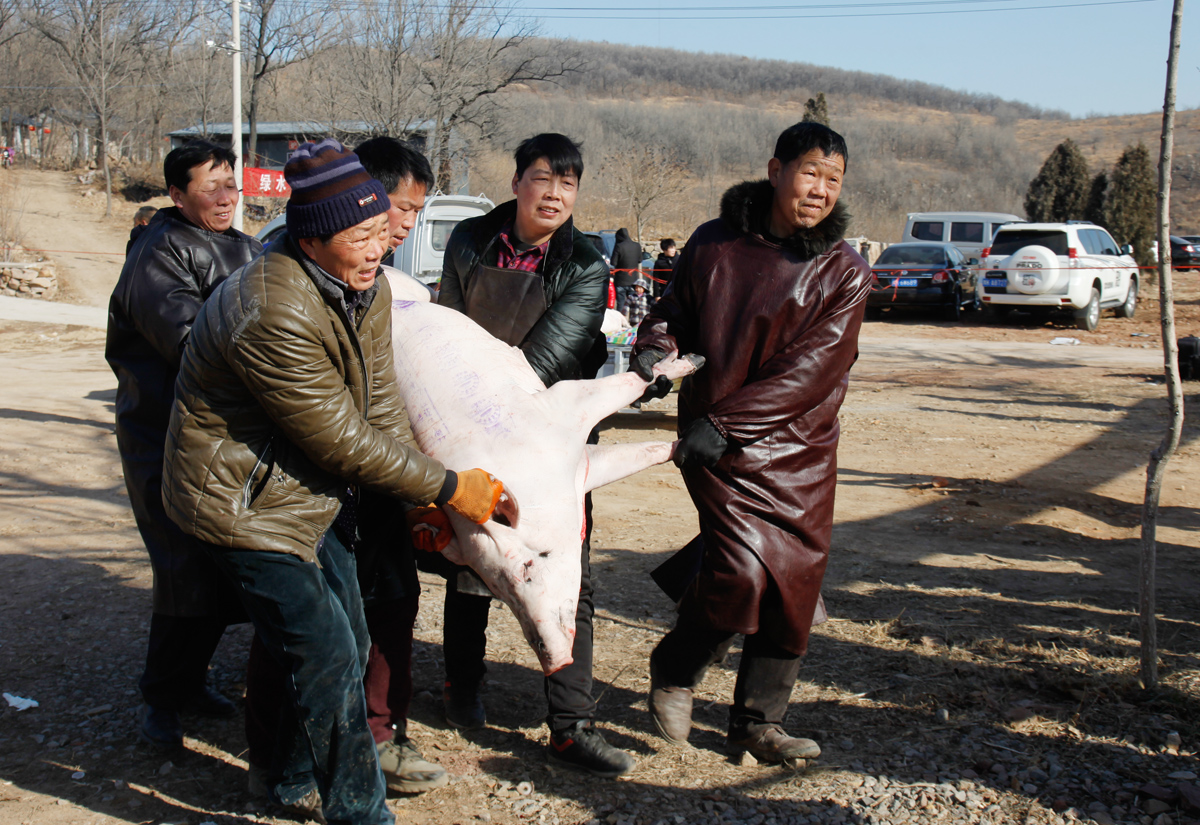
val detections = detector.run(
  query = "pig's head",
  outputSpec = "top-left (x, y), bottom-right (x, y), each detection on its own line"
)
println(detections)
top-left (442, 510), bottom-right (581, 675)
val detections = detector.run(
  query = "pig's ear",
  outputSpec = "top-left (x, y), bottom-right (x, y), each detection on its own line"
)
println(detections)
top-left (493, 488), bottom-right (520, 529)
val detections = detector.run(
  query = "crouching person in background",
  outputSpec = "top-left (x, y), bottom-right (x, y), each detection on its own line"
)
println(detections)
top-left (161, 139), bottom-right (513, 825)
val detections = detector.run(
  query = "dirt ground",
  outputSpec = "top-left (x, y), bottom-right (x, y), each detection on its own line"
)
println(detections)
top-left (0, 171), bottom-right (1198, 825)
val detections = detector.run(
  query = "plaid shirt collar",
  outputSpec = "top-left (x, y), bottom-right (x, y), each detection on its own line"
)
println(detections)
top-left (496, 220), bottom-right (549, 273)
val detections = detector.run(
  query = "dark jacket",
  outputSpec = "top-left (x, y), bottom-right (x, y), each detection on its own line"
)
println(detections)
top-left (106, 207), bottom-right (261, 615)
top-left (610, 228), bottom-right (642, 288)
top-left (634, 180), bottom-right (871, 656)
top-left (162, 235), bottom-right (448, 562)
top-left (652, 252), bottom-right (677, 299)
top-left (438, 199), bottom-right (608, 386)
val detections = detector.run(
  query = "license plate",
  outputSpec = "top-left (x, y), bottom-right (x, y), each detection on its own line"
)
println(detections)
top-left (896, 278), bottom-right (919, 287)
top-left (983, 278), bottom-right (1007, 288)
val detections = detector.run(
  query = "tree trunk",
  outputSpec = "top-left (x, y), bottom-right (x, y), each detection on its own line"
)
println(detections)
top-left (99, 111), bottom-right (112, 217)
top-left (1139, 0), bottom-right (1186, 689)
top-left (247, 80), bottom-right (259, 166)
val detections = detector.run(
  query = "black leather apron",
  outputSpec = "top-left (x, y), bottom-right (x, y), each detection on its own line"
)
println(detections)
top-left (463, 263), bottom-right (548, 346)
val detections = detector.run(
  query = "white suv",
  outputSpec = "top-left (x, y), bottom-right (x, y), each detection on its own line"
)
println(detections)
top-left (979, 222), bottom-right (1139, 331)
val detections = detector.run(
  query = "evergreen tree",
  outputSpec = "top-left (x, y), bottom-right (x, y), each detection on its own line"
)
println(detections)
top-left (802, 93), bottom-right (829, 126)
top-left (1105, 143), bottom-right (1156, 269)
top-left (1083, 170), bottom-right (1108, 226)
top-left (1024, 139), bottom-right (1090, 221)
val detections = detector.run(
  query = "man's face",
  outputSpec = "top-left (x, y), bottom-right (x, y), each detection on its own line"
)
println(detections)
top-left (511, 157), bottom-right (578, 246)
top-left (386, 177), bottom-right (427, 250)
top-left (171, 160), bottom-right (239, 233)
top-left (767, 148), bottom-right (845, 237)
top-left (664, 245), bottom-right (677, 258)
top-left (299, 213), bottom-right (390, 292)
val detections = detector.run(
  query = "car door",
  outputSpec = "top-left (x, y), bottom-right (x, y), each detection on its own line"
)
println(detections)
top-left (1092, 228), bottom-right (1128, 300)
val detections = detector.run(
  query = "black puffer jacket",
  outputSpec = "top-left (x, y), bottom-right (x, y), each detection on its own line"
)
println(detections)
top-left (610, 228), bottom-right (642, 288)
top-left (438, 200), bottom-right (608, 386)
top-left (106, 206), bottom-right (261, 615)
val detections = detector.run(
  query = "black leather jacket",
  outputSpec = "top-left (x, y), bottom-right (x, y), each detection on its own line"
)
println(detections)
top-left (105, 207), bottom-right (261, 614)
top-left (438, 200), bottom-right (608, 386)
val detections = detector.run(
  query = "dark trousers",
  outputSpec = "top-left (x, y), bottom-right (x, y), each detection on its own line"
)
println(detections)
top-left (362, 595), bottom-right (420, 744)
top-left (613, 285), bottom-right (633, 316)
top-left (443, 493), bottom-right (597, 732)
top-left (139, 613), bottom-right (227, 709)
top-left (209, 530), bottom-right (390, 825)
top-left (653, 621), bottom-right (802, 738)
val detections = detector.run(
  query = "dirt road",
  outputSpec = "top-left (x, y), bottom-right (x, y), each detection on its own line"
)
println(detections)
top-left (0, 172), bottom-right (1197, 825)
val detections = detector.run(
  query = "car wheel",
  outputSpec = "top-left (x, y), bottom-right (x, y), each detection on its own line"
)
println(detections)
top-left (1116, 278), bottom-right (1138, 319)
top-left (968, 290), bottom-right (983, 312)
top-left (944, 291), bottom-right (963, 322)
top-left (1074, 288), bottom-right (1101, 331)
top-left (865, 306), bottom-right (884, 321)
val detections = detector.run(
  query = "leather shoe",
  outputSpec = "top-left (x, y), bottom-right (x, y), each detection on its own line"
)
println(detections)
top-left (138, 702), bottom-right (182, 748)
top-left (442, 682), bottom-right (486, 730)
top-left (181, 685), bottom-right (237, 718)
top-left (648, 658), bottom-right (692, 745)
top-left (728, 725), bottom-right (821, 763)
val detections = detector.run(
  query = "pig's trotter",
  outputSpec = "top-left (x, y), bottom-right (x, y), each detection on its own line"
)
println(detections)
top-left (684, 353), bottom-right (705, 371)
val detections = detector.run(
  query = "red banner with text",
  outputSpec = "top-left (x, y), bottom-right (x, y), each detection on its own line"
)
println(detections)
top-left (244, 167), bottom-right (291, 197)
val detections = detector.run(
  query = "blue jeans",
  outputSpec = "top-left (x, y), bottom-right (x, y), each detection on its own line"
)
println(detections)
top-left (206, 530), bottom-right (391, 825)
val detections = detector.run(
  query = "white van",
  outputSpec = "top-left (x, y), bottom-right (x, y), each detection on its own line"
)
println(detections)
top-left (255, 192), bottom-right (494, 286)
top-left (901, 212), bottom-right (1022, 260)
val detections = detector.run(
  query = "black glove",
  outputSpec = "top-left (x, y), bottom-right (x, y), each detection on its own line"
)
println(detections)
top-left (637, 375), bottom-right (673, 403)
top-left (632, 347), bottom-right (668, 381)
top-left (673, 417), bottom-right (728, 470)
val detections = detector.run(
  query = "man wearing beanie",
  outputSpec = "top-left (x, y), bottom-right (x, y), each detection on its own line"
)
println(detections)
top-left (162, 139), bottom-right (514, 825)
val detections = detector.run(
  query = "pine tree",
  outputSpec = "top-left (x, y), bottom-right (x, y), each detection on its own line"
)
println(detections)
top-left (802, 93), bottom-right (829, 126)
top-left (1083, 171), bottom-right (1108, 226)
top-left (1024, 139), bottom-right (1090, 222)
top-left (1105, 143), bottom-right (1156, 269)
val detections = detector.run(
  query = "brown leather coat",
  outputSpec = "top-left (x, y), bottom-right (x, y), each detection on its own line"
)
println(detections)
top-left (634, 180), bottom-right (871, 655)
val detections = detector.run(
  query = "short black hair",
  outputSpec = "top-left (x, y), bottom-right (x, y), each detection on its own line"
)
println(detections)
top-left (354, 136), bottom-right (435, 194)
top-left (133, 205), bottom-right (158, 225)
top-left (514, 133), bottom-right (584, 180)
top-left (660, 238), bottom-right (676, 251)
top-left (164, 140), bottom-right (237, 193)
top-left (773, 122), bottom-right (849, 171)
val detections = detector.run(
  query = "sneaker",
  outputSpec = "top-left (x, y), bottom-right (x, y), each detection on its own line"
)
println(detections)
top-left (546, 721), bottom-right (635, 778)
top-left (442, 681), bottom-right (486, 730)
top-left (181, 685), bottom-right (237, 718)
top-left (728, 725), bottom-right (821, 763)
top-left (138, 703), bottom-right (182, 749)
top-left (377, 738), bottom-right (449, 794)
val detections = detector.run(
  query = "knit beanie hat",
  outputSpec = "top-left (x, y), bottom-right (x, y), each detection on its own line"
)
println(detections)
top-left (284, 138), bottom-right (389, 240)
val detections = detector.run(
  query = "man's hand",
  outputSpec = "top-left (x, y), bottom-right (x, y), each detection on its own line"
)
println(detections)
top-left (673, 417), bottom-right (728, 470)
top-left (446, 468), bottom-right (519, 525)
top-left (632, 348), bottom-right (668, 381)
top-left (637, 375), bottom-right (673, 403)
top-left (407, 506), bottom-right (453, 552)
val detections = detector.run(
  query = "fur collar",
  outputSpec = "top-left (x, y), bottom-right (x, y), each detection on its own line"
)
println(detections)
top-left (719, 179), bottom-right (850, 260)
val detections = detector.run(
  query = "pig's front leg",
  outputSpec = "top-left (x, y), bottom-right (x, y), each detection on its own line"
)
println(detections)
top-left (582, 441), bottom-right (674, 493)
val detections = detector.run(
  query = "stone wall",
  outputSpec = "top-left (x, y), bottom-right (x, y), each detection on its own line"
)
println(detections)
top-left (1, 263), bottom-right (58, 299)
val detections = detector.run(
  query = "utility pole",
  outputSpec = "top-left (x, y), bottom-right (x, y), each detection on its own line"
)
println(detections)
top-left (231, 0), bottom-right (244, 231)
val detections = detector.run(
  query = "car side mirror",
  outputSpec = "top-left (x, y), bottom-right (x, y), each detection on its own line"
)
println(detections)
top-left (968, 257), bottom-right (980, 265)
top-left (1121, 244), bottom-right (1133, 256)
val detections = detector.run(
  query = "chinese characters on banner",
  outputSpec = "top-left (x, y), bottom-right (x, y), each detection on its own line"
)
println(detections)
top-left (243, 167), bottom-right (291, 197)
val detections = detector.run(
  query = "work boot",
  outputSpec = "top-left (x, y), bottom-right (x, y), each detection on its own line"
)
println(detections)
top-left (138, 703), bottom-right (182, 749)
top-left (442, 681), bottom-right (486, 730)
top-left (181, 685), bottom-right (237, 718)
top-left (728, 725), bottom-right (821, 763)
top-left (546, 721), bottom-right (635, 778)
top-left (270, 786), bottom-right (326, 824)
top-left (377, 738), bottom-right (449, 794)
top-left (648, 656), bottom-right (693, 745)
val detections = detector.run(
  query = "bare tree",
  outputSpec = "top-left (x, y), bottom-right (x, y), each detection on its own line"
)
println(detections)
top-left (243, 0), bottom-right (335, 164)
top-left (1139, 0), bottom-right (1186, 689)
top-left (25, 0), bottom-right (165, 214)
top-left (336, 0), bottom-right (424, 138)
top-left (603, 143), bottom-right (690, 245)
top-left (0, 0), bottom-right (20, 47)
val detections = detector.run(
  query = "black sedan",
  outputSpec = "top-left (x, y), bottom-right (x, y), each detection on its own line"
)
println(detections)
top-left (1170, 235), bottom-right (1200, 269)
top-left (866, 242), bottom-right (980, 321)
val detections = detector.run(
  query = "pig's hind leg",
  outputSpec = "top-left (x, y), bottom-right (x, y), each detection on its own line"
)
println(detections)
top-left (583, 441), bottom-right (674, 493)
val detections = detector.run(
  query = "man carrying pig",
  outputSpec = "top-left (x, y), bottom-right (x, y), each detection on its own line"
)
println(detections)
top-left (632, 122), bottom-right (871, 763)
top-left (436, 133), bottom-right (633, 778)
top-left (162, 139), bottom-right (514, 824)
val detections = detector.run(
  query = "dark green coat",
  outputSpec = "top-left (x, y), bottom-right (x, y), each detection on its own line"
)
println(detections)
top-left (437, 200), bottom-right (608, 386)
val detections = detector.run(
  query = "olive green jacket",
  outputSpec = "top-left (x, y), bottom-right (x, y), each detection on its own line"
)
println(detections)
top-left (163, 236), bottom-right (447, 562)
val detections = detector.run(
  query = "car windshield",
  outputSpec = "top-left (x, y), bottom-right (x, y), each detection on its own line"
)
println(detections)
top-left (990, 230), bottom-right (1070, 257)
top-left (429, 220), bottom-right (457, 252)
top-left (876, 245), bottom-right (946, 266)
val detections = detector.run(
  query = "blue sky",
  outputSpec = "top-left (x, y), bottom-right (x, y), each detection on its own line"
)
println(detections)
top-left (516, 0), bottom-right (1196, 118)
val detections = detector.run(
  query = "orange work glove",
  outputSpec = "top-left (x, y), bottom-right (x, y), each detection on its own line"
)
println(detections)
top-left (407, 506), bottom-right (454, 553)
top-left (445, 468), bottom-right (518, 526)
